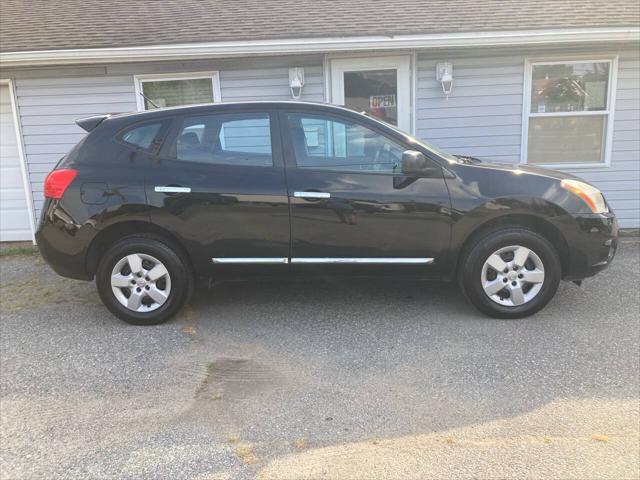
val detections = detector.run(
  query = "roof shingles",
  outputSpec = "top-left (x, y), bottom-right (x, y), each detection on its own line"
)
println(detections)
top-left (1, 0), bottom-right (638, 53)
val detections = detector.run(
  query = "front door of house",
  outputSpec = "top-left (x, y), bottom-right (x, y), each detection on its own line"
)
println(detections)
top-left (330, 56), bottom-right (411, 132)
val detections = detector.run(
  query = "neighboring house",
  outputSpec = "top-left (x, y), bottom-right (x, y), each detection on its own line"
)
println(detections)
top-left (0, 1), bottom-right (639, 242)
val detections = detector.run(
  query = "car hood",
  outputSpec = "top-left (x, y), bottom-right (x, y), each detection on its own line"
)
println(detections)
top-left (457, 159), bottom-right (585, 183)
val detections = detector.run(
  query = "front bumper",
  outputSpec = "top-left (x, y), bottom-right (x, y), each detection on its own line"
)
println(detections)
top-left (562, 212), bottom-right (618, 280)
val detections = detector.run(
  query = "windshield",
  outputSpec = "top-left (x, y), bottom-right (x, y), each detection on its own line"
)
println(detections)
top-left (360, 111), bottom-right (459, 163)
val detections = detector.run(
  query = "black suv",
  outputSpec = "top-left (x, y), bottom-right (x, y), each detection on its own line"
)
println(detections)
top-left (37, 102), bottom-right (618, 325)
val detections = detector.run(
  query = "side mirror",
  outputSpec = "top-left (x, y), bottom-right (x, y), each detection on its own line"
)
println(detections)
top-left (401, 150), bottom-right (429, 174)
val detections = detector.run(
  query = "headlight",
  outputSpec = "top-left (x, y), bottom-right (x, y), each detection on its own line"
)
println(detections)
top-left (560, 179), bottom-right (608, 214)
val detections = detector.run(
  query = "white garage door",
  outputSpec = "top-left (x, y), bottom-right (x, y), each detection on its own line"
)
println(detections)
top-left (0, 83), bottom-right (32, 241)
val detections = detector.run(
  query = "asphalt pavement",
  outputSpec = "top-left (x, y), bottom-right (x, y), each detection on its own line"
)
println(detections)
top-left (1, 240), bottom-right (639, 479)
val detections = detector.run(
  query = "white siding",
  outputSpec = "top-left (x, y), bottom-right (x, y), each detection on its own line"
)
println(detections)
top-left (416, 49), bottom-right (640, 228)
top-left (0, 84), bottom-right (32, 241)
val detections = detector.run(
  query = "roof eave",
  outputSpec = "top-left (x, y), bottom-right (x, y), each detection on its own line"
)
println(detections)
top-left (1, 27), bottom-right (639, 67)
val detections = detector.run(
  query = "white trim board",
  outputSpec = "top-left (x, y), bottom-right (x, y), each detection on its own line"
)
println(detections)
top-left (0, 78), bottom-right (36, 243)
top-left (2, 27), bottom-right (638, 67)
top-left (410, 51), bottom-right (417, 136)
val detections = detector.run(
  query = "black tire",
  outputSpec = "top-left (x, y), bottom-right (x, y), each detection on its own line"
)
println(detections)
top-left (96, 235), bottom-right (192, 325)
top-left (458, 227), bottom-right (561, 319)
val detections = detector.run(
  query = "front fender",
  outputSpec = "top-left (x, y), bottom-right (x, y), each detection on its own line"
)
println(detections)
top-left (442, 162), bottom-right (585, 277)
top-left (448, 196), bottom-right (572, 250)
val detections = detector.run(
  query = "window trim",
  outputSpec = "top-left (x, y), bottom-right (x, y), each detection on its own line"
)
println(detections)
top-left (520, 56), bottom-right (618, 169)
top-left (134, 71), bottom-right (222, 111)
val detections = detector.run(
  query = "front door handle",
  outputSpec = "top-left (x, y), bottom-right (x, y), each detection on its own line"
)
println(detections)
top-left (155, 186), bottom-right (191, 193)
top-left (293, 191), bottom-right (331, 199)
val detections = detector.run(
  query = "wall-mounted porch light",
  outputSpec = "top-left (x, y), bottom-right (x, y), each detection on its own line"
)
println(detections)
top-left (436, 62), bottom-right (454, 99)
top-left (289, 67), bottom-right (305, 100)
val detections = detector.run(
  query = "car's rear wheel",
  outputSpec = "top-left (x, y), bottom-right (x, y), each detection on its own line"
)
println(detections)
top-left (96, 236), bottom-right (191, 325)
top-left (458, 227), bottom-right (561, 319)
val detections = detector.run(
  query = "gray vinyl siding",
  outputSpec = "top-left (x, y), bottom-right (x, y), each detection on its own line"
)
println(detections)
top-left (14, 75), bottom-right (137, 217)
top-left (416, 54), bottom-right (524, 163)
top-left (553, 52), bottom-right (639, 227)
top-left (583, 52), bottom-right (639, 226)
top-left (10, 58), bottom-right (325, 219)
top-left (416, 49), bottom-right (640, 228)
top-left (221, 65), bottom-right (324, 102)
top-left (4, 46), bottom-right (639, 229)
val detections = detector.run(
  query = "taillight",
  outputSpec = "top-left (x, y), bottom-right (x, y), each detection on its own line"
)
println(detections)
top-left (44, 169), bottom-right (78, 199)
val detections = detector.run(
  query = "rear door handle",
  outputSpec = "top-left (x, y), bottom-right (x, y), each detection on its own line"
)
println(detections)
top-left (155, 186), bottom-right (191, 193)
top-left (294, 191), bottom-right (330, 199)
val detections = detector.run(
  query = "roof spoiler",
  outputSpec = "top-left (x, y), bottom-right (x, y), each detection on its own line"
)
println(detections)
top-left (76, 114), bottom-right (110, 132)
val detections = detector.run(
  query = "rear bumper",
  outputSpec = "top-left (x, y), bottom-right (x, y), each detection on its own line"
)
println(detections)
top-left (35, 201), bottom-right (93, 281)
top-left (562, 212), bottom-right (618, 280)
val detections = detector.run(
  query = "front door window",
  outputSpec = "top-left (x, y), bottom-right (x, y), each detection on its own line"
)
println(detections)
top-left (287, 113), bottom-right (404, 173)
top-left (331, 56), bottom-right (411, 132)
top-left (343, 70), bottom-right (398, 125)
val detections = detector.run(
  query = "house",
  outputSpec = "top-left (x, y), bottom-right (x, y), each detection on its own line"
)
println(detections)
top-left (1, 0), bottom-right (639, 242)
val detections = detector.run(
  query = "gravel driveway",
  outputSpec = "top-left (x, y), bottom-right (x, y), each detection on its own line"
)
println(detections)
top-left (1, 240), bottom-right (639, 479)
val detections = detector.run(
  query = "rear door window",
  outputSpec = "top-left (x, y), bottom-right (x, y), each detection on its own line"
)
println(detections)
top-left (173, 113), bottom-right (273, 166)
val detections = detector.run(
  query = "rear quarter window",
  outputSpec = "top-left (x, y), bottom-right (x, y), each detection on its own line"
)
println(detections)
top-left (117, 120), bottom-right (170, 152)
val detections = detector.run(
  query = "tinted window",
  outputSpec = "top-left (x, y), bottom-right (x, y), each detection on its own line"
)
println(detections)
top-left (287, 113), bottom-right (405, 173)
top-left (175, 113), bottom-right (272, 166)
top-left (120, 122), bottom-right (164, 150)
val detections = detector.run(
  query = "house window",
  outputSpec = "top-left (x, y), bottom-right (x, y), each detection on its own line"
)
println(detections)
top-left (135, 72), bottom-right (220, 111)
top-left (524, 59), bottom-right (615, 165)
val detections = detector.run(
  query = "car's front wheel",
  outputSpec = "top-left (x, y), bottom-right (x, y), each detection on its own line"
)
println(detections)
top-left (96, 236), bottom-right (191, 325)
top-left (458, 227), bottom-right (561, 319)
